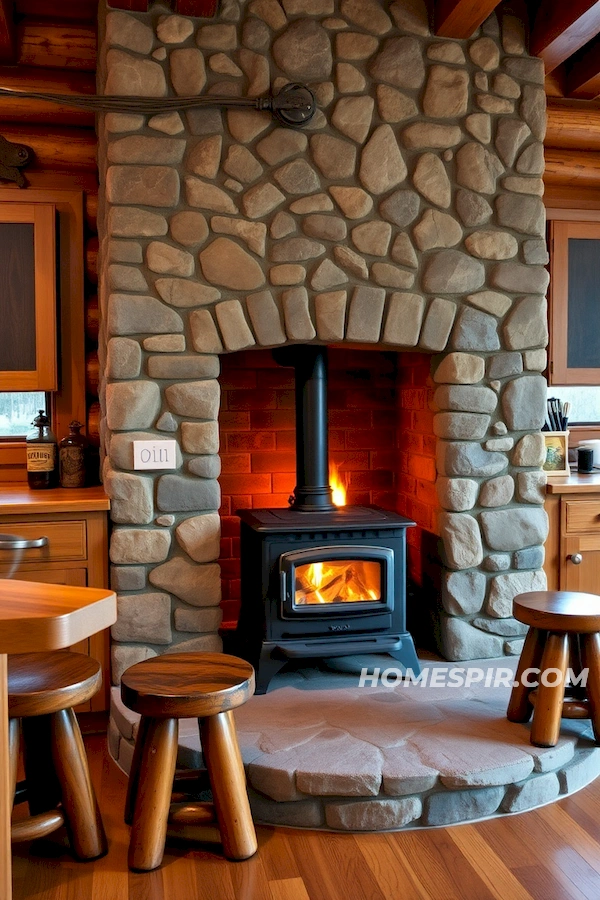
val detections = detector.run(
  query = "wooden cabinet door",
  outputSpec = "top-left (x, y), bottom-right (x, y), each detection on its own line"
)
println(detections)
top-left (562, 534), bottom-right (600, 592)
top-left (550, 220), bottom-right (600, 385)
top-left (0, 202), bottom-right (57, 391)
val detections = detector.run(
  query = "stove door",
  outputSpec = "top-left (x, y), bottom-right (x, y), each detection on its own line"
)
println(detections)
top-left (280, 545), bottom-right (393, 618)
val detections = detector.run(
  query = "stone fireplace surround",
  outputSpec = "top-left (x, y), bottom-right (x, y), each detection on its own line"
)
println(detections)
top-left (98, 0), bottom-right (551, 685)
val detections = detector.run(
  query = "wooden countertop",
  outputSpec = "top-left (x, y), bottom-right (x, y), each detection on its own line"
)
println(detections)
top-left (0, 485), bottom-right (110, 515)
top-left (0, 579), bottom-right (116, 653)
top-left (546, 471), bottom-right (600, 493)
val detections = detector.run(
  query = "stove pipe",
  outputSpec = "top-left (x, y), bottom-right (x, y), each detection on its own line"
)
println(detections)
top-left (273, 345), bottom-right (335, 512)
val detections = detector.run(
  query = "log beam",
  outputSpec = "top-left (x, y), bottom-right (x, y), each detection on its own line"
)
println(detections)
top-left (0, 66), bottom-right (95, 125)
top-left (531, 0), bottom-right (600, 74)
top-left (545, 66), bottom-right (566, 98)
top-left (0, 124), bottom-right (97, 172)
top-left (0, 0), bottom-right (16, 64)
top-left (546, 100), bottom-right (600, 150)
top-left (434, 0), bottom-right (503, 38)
top-left (544, 146), bottom-right (600, 187)
top-left (17, 22), bottom-right (97, 71)
top-left (175, 0), bottom-right (218, 14)
top-left (566, 35), bottom-right (600, 97)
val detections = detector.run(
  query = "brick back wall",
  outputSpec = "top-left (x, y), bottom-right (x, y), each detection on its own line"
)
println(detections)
top-left (218, 347), bottom-right (401, 624)
top-left (395, 352), bottom-right (438, 586)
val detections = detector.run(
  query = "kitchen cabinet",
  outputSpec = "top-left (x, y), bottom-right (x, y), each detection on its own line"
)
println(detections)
top-left (549, 220), bottom-right (600, 385)
top-left (0, 200), bottom-right (57, 391)
top-left (0, 485), bottom-right (110, 710)
top-left (545, 474), bottom-right (600, 595)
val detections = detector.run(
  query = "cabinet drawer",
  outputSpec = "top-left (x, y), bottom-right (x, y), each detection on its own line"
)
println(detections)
top-left (0, 521), bottom-right (86, 561)
top-left (565, 502), bottom-right (600, 533)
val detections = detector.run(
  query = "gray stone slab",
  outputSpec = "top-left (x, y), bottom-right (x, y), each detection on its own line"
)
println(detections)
top-left (423, 786), bottom-right (505, 826)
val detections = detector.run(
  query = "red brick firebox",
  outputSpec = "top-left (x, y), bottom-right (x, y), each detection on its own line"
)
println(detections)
top-left (218, 348), bottom-right (438, 627)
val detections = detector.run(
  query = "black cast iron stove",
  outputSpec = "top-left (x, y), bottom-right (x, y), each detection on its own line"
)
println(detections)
top-left (235, 346), bottom-right (420, 693)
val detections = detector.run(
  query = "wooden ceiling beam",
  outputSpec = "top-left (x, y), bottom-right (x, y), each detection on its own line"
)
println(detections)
top-left (434, 0), bottom-right (503, 39)
top-left (0, 0), bottom-right (17, 64)
top-left (545, 65), bottom-right (566, 98)
top-left (566, 35), bottom-right (600, 97)
top-left (531, 0), bottom-right (600, 74)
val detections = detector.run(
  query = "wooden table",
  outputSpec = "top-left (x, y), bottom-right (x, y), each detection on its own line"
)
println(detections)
top-left (0, 579), bottom-right (116, 900)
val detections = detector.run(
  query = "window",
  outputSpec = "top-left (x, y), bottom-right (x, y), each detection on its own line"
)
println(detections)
top-left (549, 386), bottom-right (600, 426)
top-left (0, 392), bottom-right (47, 438)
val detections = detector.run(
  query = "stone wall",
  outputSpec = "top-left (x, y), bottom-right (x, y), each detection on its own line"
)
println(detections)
top-left (98, 0), bottom-right (550, 677)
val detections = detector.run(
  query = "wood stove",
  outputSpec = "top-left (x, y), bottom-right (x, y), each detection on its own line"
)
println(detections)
top-left (234, 346), bottom-right (419, 693)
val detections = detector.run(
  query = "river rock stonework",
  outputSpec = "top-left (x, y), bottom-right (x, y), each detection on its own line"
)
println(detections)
top-left (98, 0), bottom-right (548, 677)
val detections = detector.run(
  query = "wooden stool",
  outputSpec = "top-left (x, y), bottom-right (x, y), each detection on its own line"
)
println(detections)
top-left (121, 651), bottom-right (257, 872)
top-left (8, 650), bottom-right (107, 859)
top-left (507, 591), bottom-right (600, 747)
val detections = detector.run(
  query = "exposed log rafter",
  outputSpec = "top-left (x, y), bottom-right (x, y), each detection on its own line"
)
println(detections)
top-left (531, 0), bottom-right (600, 75)
top-left (434, 0), bottom-right (503, 39)
top-left (0, 0), bottom-right (17, 64)
top-left (566, 34), bottom-right (600, 98)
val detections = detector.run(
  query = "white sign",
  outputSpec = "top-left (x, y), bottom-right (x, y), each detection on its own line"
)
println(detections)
top-left (133, 440), bottom-right (178, 470)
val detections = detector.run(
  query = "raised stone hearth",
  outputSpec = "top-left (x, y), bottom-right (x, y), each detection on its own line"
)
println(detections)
top-left (109, 658), bottom-right (600, 831)
top-left (98, 0), bottom-right (551, 675)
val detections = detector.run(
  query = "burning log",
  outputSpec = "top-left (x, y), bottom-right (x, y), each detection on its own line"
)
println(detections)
top-left (294, 560), bottom-right (381, 605)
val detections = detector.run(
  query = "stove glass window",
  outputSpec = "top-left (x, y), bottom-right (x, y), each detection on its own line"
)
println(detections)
top-left (294, 559), bottom-right (382, 606)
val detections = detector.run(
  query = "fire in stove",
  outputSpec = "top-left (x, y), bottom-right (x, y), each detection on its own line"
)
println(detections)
top-left (329, 463), bottom-right (347, 508)
top-left (294, 559), bottom-right (381, 605)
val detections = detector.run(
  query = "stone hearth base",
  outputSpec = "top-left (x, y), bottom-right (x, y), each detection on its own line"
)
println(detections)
top-left (109, 656), bottom-right (600, 832)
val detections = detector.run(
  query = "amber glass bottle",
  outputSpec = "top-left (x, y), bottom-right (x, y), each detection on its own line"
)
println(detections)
top-left (59, 421), bottom-right (88, 488)
top-left (26, 410), bottom-right (57, 489)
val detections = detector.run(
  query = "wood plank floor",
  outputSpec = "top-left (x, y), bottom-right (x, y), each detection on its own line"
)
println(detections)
top-left (10, 734), bottom-right (600, 900)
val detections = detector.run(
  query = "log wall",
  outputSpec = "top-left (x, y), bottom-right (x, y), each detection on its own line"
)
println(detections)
top-left (0, 3), bottom-right (99, 477)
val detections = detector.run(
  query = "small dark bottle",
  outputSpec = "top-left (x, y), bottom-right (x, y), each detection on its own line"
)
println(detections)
top-left (26, 410), bottom-right (58, 490)
top-left (59, 421), bottom-right (88, 488)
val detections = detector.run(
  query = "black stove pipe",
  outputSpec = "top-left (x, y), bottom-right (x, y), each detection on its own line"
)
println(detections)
top-left (273, 345), bottom-right (335, 512)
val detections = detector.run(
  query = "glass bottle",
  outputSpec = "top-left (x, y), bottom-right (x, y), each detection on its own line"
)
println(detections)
top-left (26, 410), bottom-right (57, 489)
top-left (59, 421), bottom-right (88, 488)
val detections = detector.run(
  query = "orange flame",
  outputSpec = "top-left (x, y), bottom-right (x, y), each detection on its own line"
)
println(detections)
top-left (329, 463), bottom-right (347, 507)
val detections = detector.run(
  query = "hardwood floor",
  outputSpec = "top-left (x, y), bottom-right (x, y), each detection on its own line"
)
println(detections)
top-left (10, 734), bottom-right (600, 900)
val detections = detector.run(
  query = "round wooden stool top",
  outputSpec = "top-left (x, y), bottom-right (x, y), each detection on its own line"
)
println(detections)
top-left (121, 652), bottom-right (255, 719)
top-left (8, 651), bottom-right (102, 718)
top-left (513, 591), bottom-right (600, 634)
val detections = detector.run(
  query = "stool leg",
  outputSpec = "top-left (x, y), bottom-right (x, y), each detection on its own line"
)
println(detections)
top-left (50, 708), bottom-right (107, 861)
top-left (8, 718), bottom-right (19, 803)
top-left (530, 632), bottom-right (569, 748)
top-left (507, 627), bottom-right (547, 722)
top-left (581, 632), bottom-right (600, 743)
top-left (128, 717), bottom-right (178, 872)
top-left (200, 710), bottom-right (257, 861)
top-left (124, 716), bottom-right (151, 826)
top-left (22, 715), bottom-right (61, 814)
